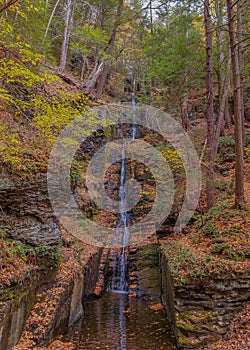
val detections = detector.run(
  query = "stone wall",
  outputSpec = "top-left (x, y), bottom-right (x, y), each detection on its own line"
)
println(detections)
top-left (0, 172), bottom-right (61, 246)
top-left (161, 254), bottom-right (177, 336)
top-left (133, 244), bottom-right (162, 297)
top-left (12, 247), bottom-right (101, 349)
top-left (161, 254), bottom-right (250, 349)
top-left (0, 273), bottom-right (41, 350)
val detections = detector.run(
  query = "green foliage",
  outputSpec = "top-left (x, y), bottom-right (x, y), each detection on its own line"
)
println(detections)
top-left (201, 222), bottom-right (220, 237)
top-left (194, 198), bottom-right (245, 239)
top-left (70, 159), bottom-right (84, 184)
top-left (219, 136), bottom-right (235, 147)
top-left (244, 144), bottom-right (250, 163)
top-left (0, 227), bottom-right (62, 269)
top-left (244, 133), bottom-right (250, 147)
top-left (30, 245), bottom-right (62, 269)
top-left (141, 10), bottom-right (205, 109)
top-left (218, 136), bottom-right (235, 161)
top-left (211, 241), bottom-right (248, 261)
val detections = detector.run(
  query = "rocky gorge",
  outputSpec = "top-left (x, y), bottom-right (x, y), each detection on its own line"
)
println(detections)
top-left (0, 169), bottom-right (250, 349)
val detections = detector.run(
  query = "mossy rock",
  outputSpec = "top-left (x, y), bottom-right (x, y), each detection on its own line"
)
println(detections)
top-left (177, 330), bottom-right (201, 348)
top-left (176, 310), bottom-right (218, 338)
top-left (178, 310), bottom-right (218, 324)
top-left (137, 244), bottom-right (159, 268)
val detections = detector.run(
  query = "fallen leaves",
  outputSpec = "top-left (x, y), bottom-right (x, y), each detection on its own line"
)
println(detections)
top-left (204, 301), bottom-right (250, 350)
top-left (149, 303), bottom-right (164, 311)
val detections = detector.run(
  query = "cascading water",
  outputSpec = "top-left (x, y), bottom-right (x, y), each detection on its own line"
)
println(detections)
top-left (131, 92), bottom-right (137, 140)
top-left (111, 94), bottom-right (136, 292)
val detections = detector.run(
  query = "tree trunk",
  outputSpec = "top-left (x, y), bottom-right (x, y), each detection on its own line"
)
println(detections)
top-left (0, 0), bottom-right (19, 15)
top-left (96, 0), bottom-right (124, 97)
top-left (237, 0), bottom-right (245, 143)
top-left (181, 14), bottom-right (190, 131)
top-left (84, 61), bottom-right (104, 93)
top-left (227, 0), bottom-right (245, 208)
top-left (215, 0), bottom-right (224, 103)
top-left (181, 92), bottom-right (189, 130)
top-left (214, 43), bottom-right (231, 154)
top-left (44, 0), bottom-right (61, 39)
top-left (224, 98), bottom-right (231, 128)
top-left (59, 0), bottom-right (73, 72)
top-left (204, 0), bottom-right (215, 208)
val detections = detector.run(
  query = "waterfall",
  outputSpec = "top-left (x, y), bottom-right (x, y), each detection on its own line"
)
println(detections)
top-left (131, 92), bottom-right (137, 139)
top-left (111, 94), bottom-right (136, 292)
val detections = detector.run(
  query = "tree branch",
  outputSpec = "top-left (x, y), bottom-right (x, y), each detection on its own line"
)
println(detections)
top-left (0, 0), bottom-right (20, 15)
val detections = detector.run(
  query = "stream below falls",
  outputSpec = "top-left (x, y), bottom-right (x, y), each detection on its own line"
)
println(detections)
top-left (63, 292), bottom-right (176, 350)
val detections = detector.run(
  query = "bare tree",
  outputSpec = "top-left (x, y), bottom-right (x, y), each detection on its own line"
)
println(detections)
top-left (181, 5), bottom-right (190, 131)
top-left (59, 0), bottom-right (74, 72)
top-left (237, 0), bottom-right (245, 141)
top-left (0, 0), bottom-right (19, 15)
top-left (204, 0), bottom-right (215, 208)
top-left (214, 0), bottom-right (232, 153)
top-left (214, 42), bottom-right (231, 154)
top-left (44, 0), bottom-right (61, 39)
top-left (227, 0), bottom-right (245, 208)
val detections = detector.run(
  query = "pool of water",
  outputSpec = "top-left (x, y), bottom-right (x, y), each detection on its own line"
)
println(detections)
top-left (63, 292), bottom-right (177, 350)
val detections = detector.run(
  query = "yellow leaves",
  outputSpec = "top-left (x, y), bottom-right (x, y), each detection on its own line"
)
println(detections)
top-left (19, 49), bottom-right (43, 65)
top-left (0, 19), bottom-right (12, 34)
top-left (42, 73), bottom-right (60, 84)
top-left (161, 148), bottom-right (184, 170)
top-left (0, 87), bottom-right (15, 106)
top-left (25, 2), bottom-right (45, 13)
top-left (0, 58), bottom-right (43, 86)
top-left (31, 93), bottom-right (89, 146)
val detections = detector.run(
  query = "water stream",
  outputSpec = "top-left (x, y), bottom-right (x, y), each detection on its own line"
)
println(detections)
top-left (63, 293), bottom-right (176, 350)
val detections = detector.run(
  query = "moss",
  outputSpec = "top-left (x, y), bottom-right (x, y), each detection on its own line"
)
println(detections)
top-left (176, 317), bottom-right (197, 331)
top-left (177, 330), bottom-right (201, 347)
top-left (178, 310), bottom-right (217, 323)
top-left (138, 244), bottom-right (159, 268)
top-left (176, 309), bottom-right (219, 345)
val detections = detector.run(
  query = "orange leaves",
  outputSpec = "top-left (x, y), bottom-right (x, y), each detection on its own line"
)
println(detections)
top-left (148, 303), bottom-right (164, 311)
top-left (204, 301), bottom-right (250, 350)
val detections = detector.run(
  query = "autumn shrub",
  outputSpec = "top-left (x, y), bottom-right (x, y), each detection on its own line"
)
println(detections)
top-left (161, 147), bottom-right (184, 171)
top-left (218, 135), bottom-right (235, 162)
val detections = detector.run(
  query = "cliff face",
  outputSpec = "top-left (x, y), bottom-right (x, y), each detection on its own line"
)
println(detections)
top-left (0, 172), bottom-right (61, 246)
top-left (161, 254), bottom-right (250, 349)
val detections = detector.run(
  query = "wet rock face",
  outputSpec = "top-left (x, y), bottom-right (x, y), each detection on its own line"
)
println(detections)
top-left (0, 172), bottom-right (61, 246)
top-left (161, 255), bottom-right (250, 349)
top-left (0, 273), bottom-right (41, 350)
top-left (127, 244), bottom-right (162, 297)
